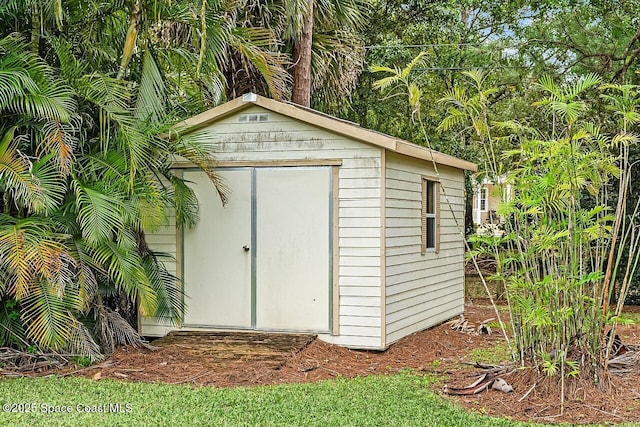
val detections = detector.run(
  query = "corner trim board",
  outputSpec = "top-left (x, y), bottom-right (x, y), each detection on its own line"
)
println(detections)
top-left (332, 166), bottom-right (340, 336)
top-left (380, 149), bottom-right (387, 349)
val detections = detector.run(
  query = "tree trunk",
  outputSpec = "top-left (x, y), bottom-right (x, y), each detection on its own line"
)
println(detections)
top-left (291, 0), bottom-right (314, 107)
top-left (117, 0), bottom-right (142, 80)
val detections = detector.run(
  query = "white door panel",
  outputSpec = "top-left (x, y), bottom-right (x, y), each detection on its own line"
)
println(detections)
top-left (182, 169), bottom-right (252, 327)
top-left (255, 168), bottom-right (330, 331)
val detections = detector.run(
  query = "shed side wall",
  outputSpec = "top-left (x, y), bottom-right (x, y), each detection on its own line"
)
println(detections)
top-left (384, 152), bottom-right (465, 344)
top-left (140, 209), bottom-right (178, 336)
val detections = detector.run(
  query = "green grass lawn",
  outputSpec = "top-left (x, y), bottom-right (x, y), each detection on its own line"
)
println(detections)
top-left (0, 372), bottom-right (566, 427)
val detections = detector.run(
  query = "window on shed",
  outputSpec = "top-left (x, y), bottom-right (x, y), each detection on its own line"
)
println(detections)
top-left (422, 178), bottom-right (440, 254)
top-left (238, 113), bottom-right (269, 123)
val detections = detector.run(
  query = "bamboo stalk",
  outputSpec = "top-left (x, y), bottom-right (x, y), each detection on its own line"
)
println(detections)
top-left (602, 140), bottom-right (629, 316)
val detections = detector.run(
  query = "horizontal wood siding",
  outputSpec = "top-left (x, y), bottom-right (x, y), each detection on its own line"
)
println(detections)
top-left (384, 152), bottom-right (465, 345)
top-left (179, 106), bottom-right (383, 349)
top-left (141, 210), bottom-right (178, 336)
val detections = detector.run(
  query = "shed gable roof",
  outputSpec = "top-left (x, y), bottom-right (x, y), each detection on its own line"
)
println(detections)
top-left (172, 93), bottom-right (477, 172)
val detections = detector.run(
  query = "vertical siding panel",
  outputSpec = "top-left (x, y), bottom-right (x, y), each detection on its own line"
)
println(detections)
top-left (436, 181), bottom-right (441, 254)
top-left (332, 165), bottom-right (340, 336)
top-left (141, 210), bottom-right (178, 336)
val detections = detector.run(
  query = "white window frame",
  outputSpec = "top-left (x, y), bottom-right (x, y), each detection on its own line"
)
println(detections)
top-left (479, 187), bottom-right (488, 212)
top-left (422, 178), bottom-right (439, 254)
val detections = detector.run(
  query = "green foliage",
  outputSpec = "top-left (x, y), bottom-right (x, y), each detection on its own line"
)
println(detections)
top-left (0, 2), bottom-right (242, 357)
top-left (0, 374), bottom-right (554, 426)
top-left (230, 0), bottom-right (369, 104)
top-left (447, 74), bottom-right (640, 378)
top-left (541, 352), bottom-right (559, 377)
top-left (71, 356), bottom-right (92, 368)
top-left (0, 298), bottom-right (25, 348)
top-left (0, 0), bottom-right (371, 358)
top-left (373, 47), bottom-right (640, 383)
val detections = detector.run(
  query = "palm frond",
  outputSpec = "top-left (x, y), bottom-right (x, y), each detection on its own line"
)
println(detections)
top-left (29, 153), bottom-right (66, 214)
top-left (172, 130), bottom-right (230, 205)
top-left (94, 303), bottom-right (150, 354)
top-left (126, 173), bottom-right (168, 230)
top-left (89, 235), bottom-right (157, 316)
top-left (21, 279), bottom-right (77, 350)
top-left (166, 173), bottom-right (199, 228)
top-left (134, 51), bottom-right (167, 124)
top-left (67, 321), bottom-right (103, 361)
top-left (537, 75), bottom-right (560, 100)
top-left (73, 179), bottom-right (125, 245)
top-left (229, 27), bottom-right (290, 99)
top-left (371, 73), bottom-right (401, 91)
top-left (565, 73), bottom-right (602, 99)
top-left (462, 69), bottom-right (487, 89)
top-left (37, 120), bottom-right (78, 176)
top-left (309, 30), bottom-right (365, 103)
top-left (48, 35), bottom-right (87, 81)
top-left (67, 236), bottom-right (99, 313)
top-left (142, 250), bottom-right (184, 324)
top-left (436, 107), bottom-right (467, 132)
top-left (0, 139), bottom-right (59, 214)
top-left (401, 52), bottom-right (428, 80)
top-left (0, 216), bottom-right (71, 300)
top-left (0, 35), bottom-right (44, 107)
top-left (314, 0), bottom-right (368, 30)
top-left (0, 297), bottom-right (27, 349)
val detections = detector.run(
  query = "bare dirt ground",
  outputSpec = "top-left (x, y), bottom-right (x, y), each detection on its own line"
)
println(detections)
top-left (54, 302), bottom-right (640, 424)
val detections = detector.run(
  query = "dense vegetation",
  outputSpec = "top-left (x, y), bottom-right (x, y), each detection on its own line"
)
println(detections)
top-left (2, 0), bottom-right (640, 367)
top-left (365, 1), bottom-right (640, 408)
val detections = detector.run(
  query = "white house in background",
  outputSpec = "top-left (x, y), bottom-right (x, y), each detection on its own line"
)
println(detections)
top-left (141, 93), bottom-right (477, 350)
top-left (472, 177), bottom-right (510, 226)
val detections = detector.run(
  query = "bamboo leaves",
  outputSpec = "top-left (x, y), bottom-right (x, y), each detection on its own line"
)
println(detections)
top-left (436, 71), bottom-right (640, 382)
top-left (370, 52), bottom-right (428, 117)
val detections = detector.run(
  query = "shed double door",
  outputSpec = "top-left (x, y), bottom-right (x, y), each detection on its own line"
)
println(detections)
top-left (182, 167), bottom-right (331, 332)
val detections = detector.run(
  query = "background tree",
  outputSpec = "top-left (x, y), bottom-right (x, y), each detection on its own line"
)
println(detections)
top-left (291, 0), bottom-right (314, 106)
top-left (234, 0), bottom-right (369, 107)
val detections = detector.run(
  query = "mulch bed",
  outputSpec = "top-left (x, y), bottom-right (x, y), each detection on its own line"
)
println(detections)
top-left (38, 303), bottom-right (640, 424)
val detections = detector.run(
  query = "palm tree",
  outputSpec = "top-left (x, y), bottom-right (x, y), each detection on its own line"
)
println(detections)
top-left (299, 0), bottom-right (368, 107)
top-left (0, 0), bottom-right (279, 357)
top-left (291, 0), bottom-right (315, 106)
top-left (235, 0), bottom-right (369, 106)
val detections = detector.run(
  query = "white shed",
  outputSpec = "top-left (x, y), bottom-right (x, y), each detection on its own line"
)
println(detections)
top-left (142, 93), bottom-right (477, 350)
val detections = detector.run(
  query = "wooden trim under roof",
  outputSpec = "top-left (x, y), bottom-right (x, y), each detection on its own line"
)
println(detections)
top-left (170, 93), bottom-right (477, 172)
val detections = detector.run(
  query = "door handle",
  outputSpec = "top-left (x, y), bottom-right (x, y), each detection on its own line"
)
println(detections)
top-left (243, 245), bottom-right (250, 252)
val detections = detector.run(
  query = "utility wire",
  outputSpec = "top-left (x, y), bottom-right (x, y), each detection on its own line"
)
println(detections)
top-left (363, 43), bottom-right (529, 71)
top-left (365, 43), bottom-right (526, 50)
top-left (365, 43), bottom-right (485, 49)
top-left (363, 65), bottom-right (529, 71)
